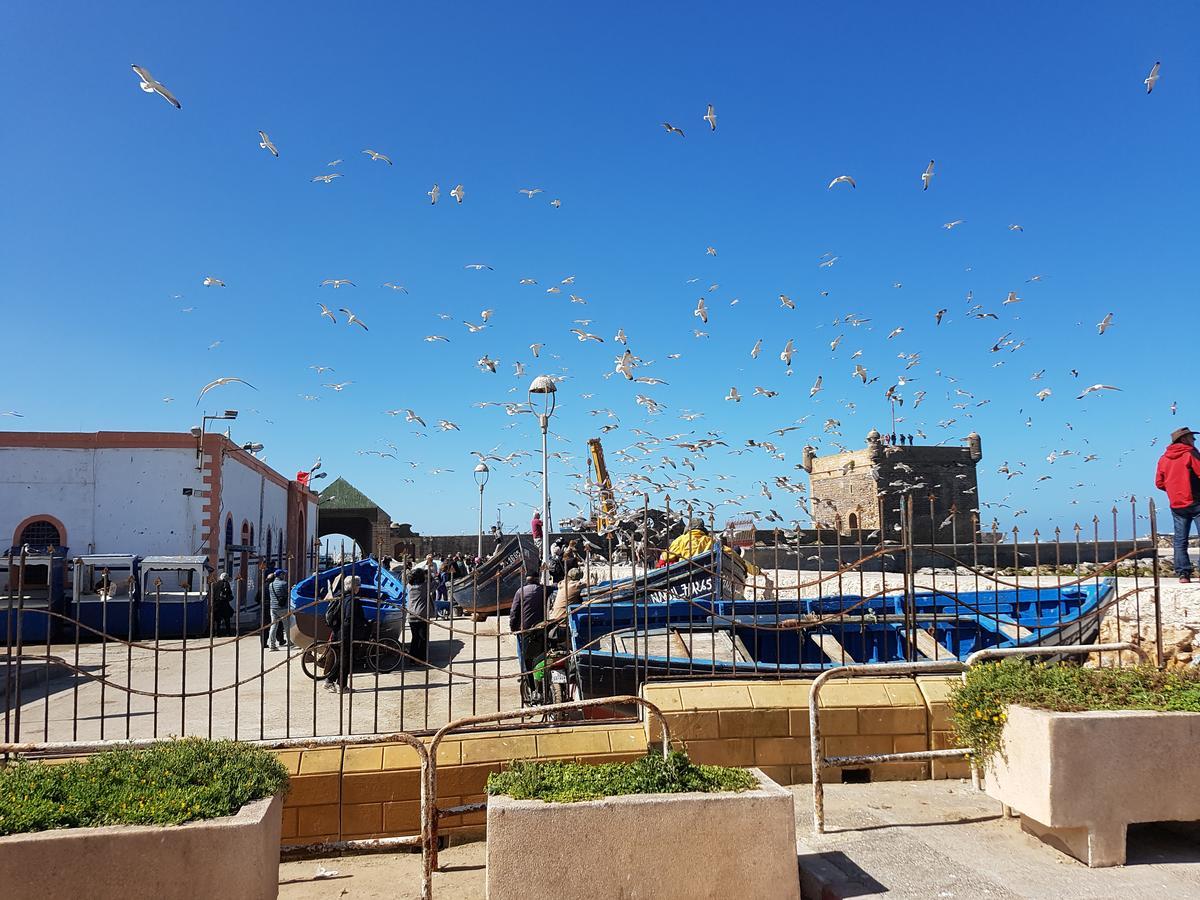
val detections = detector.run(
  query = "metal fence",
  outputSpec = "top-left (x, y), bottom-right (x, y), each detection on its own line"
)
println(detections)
top-left (0, 496), bottom-right (1169, 746)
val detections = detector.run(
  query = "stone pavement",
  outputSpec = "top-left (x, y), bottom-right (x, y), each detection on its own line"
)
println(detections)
top-left (795, 780), bottom-right (1200, 899)
top-left (279, 780), bottom-right (1200, 899)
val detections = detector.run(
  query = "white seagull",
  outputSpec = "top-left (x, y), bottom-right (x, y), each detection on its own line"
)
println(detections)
top-left (130, 65), bottom-right (181, 109)
top-left (827, 175), bottom-right (856, 190)
top-left (202, 276), bottom-right (225, 287)
top-left (518, 188), bottom-right (543, 198)
top-left (1145, 61), bottom-right (1161, 94)
top-left (1077, 384), bottom-right (1121, 399)
top-left (921, 159), bottom-right (935, 191)
top-left (318, 303), bottom-right (337, 324)
top-left (196, 377), bottom-right (255, 404)
top-left (704, 103), bottom-right (717, 131)
top-left (428, 183), bottom-right (440, 204)
top-left (339, 308), bottom-right (368, 330)
top-left (450, 184), bottom-right (465, 203)
top-left (257, 131), bottom-right (279, 157)
top-left (312, 173), bottom-right (342, 184)
top-left (362, 149), bottom-right (392, 165)
top-left (1096, 312), bottom-right (1114, 335)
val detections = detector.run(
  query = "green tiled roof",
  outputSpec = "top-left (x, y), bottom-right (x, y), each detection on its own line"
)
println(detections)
top-left (319, 477), bottom-right (382, 511)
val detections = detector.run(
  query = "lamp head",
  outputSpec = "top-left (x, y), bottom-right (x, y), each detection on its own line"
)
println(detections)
top-left (189, 426), bottom-right (203, 438)
top-left (223, 410), bottom-right (239, 420)
top-left (528, 374), bottom-right (557, 395)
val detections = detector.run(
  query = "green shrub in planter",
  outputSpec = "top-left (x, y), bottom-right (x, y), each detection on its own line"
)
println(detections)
top-left (0, 738), bottom-right (289, 836)
top-left (951, 661), bottom-right (1200, 769)
top-left (486, 751), bottom-right (756, 803)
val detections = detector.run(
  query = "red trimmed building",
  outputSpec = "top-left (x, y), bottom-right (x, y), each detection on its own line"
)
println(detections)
top-left (0, 432), bottom-right (318, 588)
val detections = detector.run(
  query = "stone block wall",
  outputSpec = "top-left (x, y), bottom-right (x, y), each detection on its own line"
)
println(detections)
top-left (274, 675), bottom-right (971, 847)
top-left (641, 675), bottom-right (971, 785)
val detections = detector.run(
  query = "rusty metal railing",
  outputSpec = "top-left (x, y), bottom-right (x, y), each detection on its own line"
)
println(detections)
top-left (807, 641), bottom-right (1141, 833)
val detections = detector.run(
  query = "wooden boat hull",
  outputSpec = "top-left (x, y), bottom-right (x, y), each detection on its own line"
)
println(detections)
top-left (452, 536), bottom-right (539, 618)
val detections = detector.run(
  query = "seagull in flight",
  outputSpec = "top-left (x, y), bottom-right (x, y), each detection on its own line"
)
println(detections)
top-left (827, 175), bottom-right (856, 190)
top-left (450, 184), bottom-right (465, 203)
top-left (196, 377), bottom-right (256, 404)
top-left (130, 65), bottom-right (181, 109)
top-left (465, 263), bottom-right (494, 271)
top-left (570, 329), bottom-right (603, 343)
top-left (921, 159), bottom-right (935, 191)
top-left (530, 343), bottom-right (543, 357)
top-left (324, 382), bottom-right (353, 392)
top-left (1096, 312), bottom-right (1114, 335)
top-left (694, 297), bottom-right (708, 323)
top-left (550, 198), bottom-right (561, 208)
top-left (1077, 384), bottom-right (1121, 399)
top-left (318, 303), bottom-right (337, 324)
top-left (320, 279), bottom-right (355, 289)
top-left (339, 308), bottom-right (368, 330)
top-left (1145, 61), bottom-right (1161, 94)
top-left (312, 173), bottom-right (342, 183)
top-left (424, 335), bottom-right (449, 343)
top-left (362, 149), bottom-right (392, 165)
top-left (382, 282), bottom-right (408, 293)
top-left (477, 355), bottom-right (498, 373)
top-left (202, 276), bottom-right (225, 287)
top-left (257, 131), bottom-right (279, 157)
top-left (943, 219), bottom-right (964, 229)
top-left (404, 409), bottom-right (425, 426)
top-left (704, 103), bottom-right (717, 131)
top-left (518, 188), bottom-right (543, 198)
top-left (428, 183), bottom-right (440, 204)
top-left (661, 122), bottom-right (685, 137)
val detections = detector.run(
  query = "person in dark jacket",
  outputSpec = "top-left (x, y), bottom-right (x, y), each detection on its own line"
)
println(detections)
top-left (509, 573), bottom-right (549, 673)
top-left (406, 566), bottom-right (433, 664)
top-left (1155, 426), bottom-right (1200, 582)
top-left (212, 572), bottom-right (234, 635)
top-left (324, 575), bottom-right (366, 693)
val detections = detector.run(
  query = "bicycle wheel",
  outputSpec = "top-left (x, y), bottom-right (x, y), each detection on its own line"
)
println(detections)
top-left (301, 643), bottom-right (336, 681)
top-left (368, 637), bottom-right (403, 673)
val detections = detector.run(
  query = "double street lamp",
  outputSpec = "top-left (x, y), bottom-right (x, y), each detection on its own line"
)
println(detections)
top-left (473, 462), bottom-right (490, 561)
top-left (527, 375), bottom-right (557, 574)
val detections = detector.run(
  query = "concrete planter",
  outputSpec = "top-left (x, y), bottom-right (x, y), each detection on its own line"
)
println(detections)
top-left (984, 705), bottom-right (1200, 867)
top-left (486, 767), bottom-right (799, 899)
top-left (0, 793), bottom-right (284, 900)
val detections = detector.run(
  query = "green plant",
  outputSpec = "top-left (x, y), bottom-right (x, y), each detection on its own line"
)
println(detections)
top-left (951, 661), bottom-right (1200, 770)
top-left (486, 750), bottom-right (757, 803)
top-left (0, 738), bottom-right (289, 836)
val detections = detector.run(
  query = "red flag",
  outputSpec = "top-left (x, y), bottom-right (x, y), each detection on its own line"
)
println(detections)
top-left (296, 471), bottom-right (310, 486)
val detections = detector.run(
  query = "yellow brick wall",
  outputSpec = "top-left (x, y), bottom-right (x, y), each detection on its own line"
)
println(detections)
top-left (278, 723), bottom-right (647, 845)
top-left (642, 675), bottom-right (968, 786)
top-left (276, 674), bottom-right (970, 846)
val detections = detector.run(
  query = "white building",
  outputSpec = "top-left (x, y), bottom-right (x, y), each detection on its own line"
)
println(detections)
top-left (0, 431), bottom-right (318, 595)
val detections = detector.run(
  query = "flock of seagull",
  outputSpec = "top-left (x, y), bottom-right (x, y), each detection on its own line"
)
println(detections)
top-left (99, 60), bottom-right (1166, 530)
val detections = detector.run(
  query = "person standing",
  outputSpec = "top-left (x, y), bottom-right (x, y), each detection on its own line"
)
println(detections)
top-left (212, 572), bottom-right (234, 636)
top-left (549, 568), bottom-right (582, 622)
top-left (1155, 427), bottom-right (1200, 583)
top-left (509, 572), bottom-right (549, 674)
top-left (267, 568), bottom-right (291, 650)
top-left (260, 569), bottom-right (274, 649)
top-left (324, 575), bottom-right (365, 693)
top-left (531, 511), bottom-right (544, 554)
top-left (406, 566), bottom-right (432, 664)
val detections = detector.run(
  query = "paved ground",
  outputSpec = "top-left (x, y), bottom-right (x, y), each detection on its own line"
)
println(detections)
top-left (796, 780), bottom-right (1200, 899)
top-left (279, 781), bottom-right (1200, 899)
top-left (4, 614), bottom-right (523, 743)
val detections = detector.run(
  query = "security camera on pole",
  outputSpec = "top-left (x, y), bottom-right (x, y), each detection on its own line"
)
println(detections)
top-left (527, 374), bottom-right (557, 579)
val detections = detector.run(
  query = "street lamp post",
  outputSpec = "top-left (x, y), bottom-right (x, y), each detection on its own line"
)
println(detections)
top-left (473, 462), bottom-right (490, 561)
top-left (194, 409), bottom-right (239, 470)
top-left (527, 374), bottom-right (558, 575)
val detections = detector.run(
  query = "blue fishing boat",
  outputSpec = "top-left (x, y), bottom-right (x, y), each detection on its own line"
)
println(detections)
top-left (137, 556), bottom-right (212, 638)
top-left (454, 536), bottom-right (539, 620)
top-left (580, 544), bottom-right (752, 606)
top-left (1, 546), bottom-right (70, 645)
top-left (289, 558), bottom-right (408, 642)
top-left (569, 581), bottom-right (1112, 700)
top-left (72, 554), bottom-right (141, 640)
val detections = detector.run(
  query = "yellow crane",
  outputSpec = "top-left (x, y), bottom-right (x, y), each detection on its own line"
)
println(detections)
top-left (587, 437), bottom-right (616, 530)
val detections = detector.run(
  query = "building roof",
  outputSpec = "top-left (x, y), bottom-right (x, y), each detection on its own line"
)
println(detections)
top-left (319, 476), bottom-right (385, 512)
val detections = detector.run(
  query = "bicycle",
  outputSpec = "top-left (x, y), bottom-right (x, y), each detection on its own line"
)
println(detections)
top-left (300, 636), bottom-right (405, 680)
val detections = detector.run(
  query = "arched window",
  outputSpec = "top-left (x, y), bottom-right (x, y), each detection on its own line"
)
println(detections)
top-left (847, 513), bottom-right (859, 532)
top-left (19, 519), bottom-right (62, 548)
top-left (224, 516), bottom-right (234, 549)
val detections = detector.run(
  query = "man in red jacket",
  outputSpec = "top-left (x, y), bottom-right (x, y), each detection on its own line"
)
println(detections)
top-left (1155, 426), bottom-right (1200, 583)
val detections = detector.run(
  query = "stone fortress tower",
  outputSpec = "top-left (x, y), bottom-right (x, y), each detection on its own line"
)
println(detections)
top-left (801, 429), bottom-right (983, 543)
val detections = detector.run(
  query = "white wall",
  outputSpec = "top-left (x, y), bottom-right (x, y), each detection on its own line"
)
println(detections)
top-left (0, 447), bottom-right (205, 556)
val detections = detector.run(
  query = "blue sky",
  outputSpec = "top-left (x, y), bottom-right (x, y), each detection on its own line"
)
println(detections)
top-left (2, 1), bottom-right (1195, 539)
